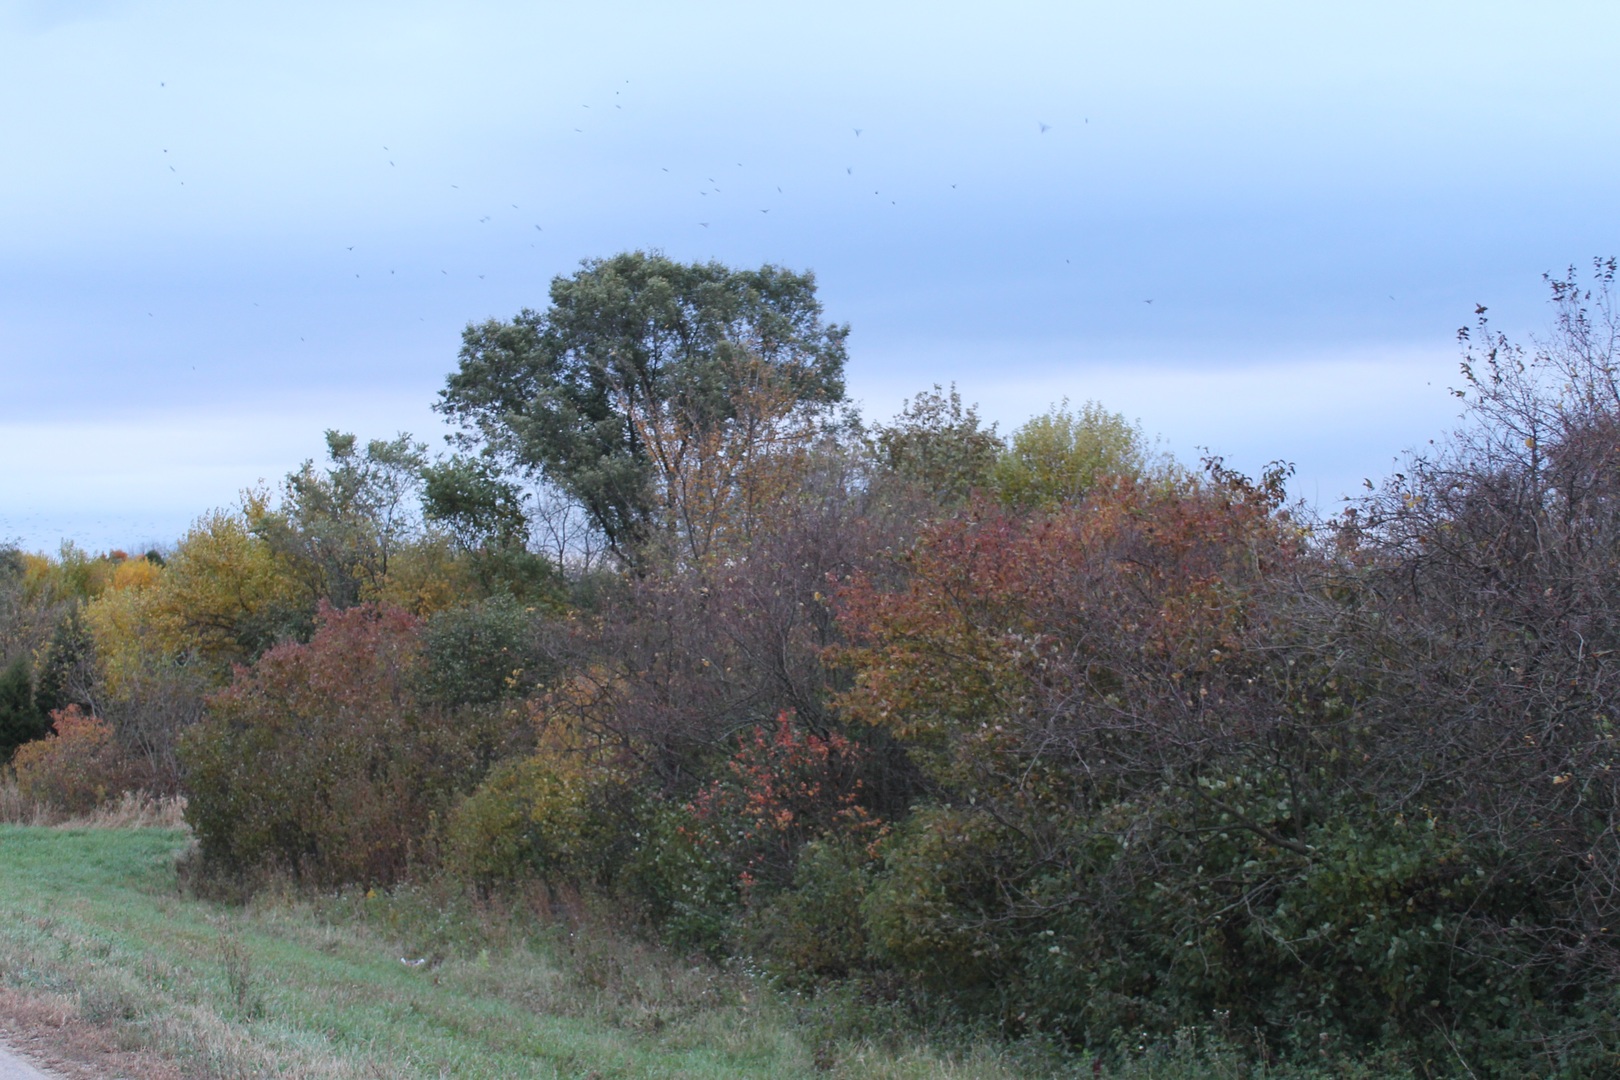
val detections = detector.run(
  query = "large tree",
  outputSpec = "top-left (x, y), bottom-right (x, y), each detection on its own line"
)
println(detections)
top-left (437, 251), bottom-right (849, 561)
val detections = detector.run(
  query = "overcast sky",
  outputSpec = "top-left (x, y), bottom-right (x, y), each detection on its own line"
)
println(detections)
top-left (4, 1), bottom-right (1619, 552)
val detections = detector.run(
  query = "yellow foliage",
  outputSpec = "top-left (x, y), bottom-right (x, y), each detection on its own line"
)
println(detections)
top-left (370, 535), bottom-right (466, 616)
top-left (145, 508), bottom-right (303, 671)
top-left (84, 583), bottom-right (159, 699)
top-left (109, 556), bottom-right (160, 592)
top-left (445, 684), bottom-right (643, 884)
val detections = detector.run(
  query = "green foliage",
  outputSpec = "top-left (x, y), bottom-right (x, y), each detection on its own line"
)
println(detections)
top-left (993, 399), bottom-right (1158, 507)
top-left (438, 251), bottom-right (848, 560)
top-left (443, 750), bottom-right (645, 888)
top-left (33, 606), bottom-right (94, 716)
top-left (743, 837), bottom-right (875, 985)
top-left (416, 594), bottom-right (550, 710)
top-left (422, 454), bottom-right (529, 550)
top-left (421, 455), bottom-right (559, 600)
top-left (871, 384), bottom-right (1001, 506)
top-left (861, 806), bottom-right (1028, 1007)
top-left (0, 655), bottom-right (45, 761)
top-left (252, 430), bottom-right (428, 609)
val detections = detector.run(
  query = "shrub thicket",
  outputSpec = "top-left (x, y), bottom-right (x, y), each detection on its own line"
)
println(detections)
top-left (116, 258), bottom-right (1620, 1074)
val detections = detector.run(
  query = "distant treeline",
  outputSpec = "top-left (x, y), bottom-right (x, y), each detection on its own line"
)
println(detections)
top-left (6, 252), bottom-right (1620, 1077)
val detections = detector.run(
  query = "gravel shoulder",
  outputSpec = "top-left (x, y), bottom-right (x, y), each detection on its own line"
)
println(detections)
top-left (0, 1038), bottom-right (61, 1080)
top-left (0, 991), bottom-right (180, 1080)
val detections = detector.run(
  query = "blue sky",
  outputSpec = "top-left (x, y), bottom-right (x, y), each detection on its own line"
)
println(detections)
top-left (4, 1), bottom-right (1619, 551)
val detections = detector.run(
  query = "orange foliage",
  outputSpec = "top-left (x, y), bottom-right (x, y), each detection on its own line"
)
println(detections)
top-left (12, 706), bottom-right (138, 813)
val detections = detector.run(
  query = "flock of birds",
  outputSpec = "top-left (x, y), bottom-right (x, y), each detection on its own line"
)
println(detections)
top-left (147, 78), bottom-right (1113, 309)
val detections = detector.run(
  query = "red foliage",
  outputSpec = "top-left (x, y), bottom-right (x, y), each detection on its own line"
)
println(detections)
top-left (182, 602), bottom-right (490, 885)
top-left (685, 712), bottom-right (881, 893)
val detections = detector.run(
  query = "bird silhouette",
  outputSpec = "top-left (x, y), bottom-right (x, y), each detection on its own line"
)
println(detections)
top-left (1039, 122), bottom-right (1051, 133)
top-left (854, 128), bottom-right (862, 136)
top-left (700, 222), bottom-right (709, 228)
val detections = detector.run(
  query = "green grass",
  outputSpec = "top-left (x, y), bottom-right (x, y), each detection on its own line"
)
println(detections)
top-left (0, 825), bottom-right (1045, 1078)
top-left (0, 825), bottom-right (1415, 1079)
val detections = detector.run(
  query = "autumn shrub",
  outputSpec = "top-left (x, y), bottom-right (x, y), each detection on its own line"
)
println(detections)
top-left (443, 729), bottom-right (645, 889)
top-left (11, 705), bottom-right (138, 813)
top-left (830, 333), bottom-right (1620, 1074)
top-left (742, 836), bottom-right (876, 984)
top-left (181, 602), bottom-right (523, 887)
top-left (620, 713), bottom-right (883, 953)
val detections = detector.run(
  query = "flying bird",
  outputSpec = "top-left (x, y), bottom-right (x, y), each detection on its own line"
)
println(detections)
top-left (854, 128), bottom-right (862, 136)
top-left (700, 222), bottom-right (709, 228)
top-left (1040, 122), bottom-right (1051, 133)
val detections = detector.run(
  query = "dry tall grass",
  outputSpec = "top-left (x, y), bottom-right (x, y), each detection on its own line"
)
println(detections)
top-left (0, 779), bottom-right (186, 829)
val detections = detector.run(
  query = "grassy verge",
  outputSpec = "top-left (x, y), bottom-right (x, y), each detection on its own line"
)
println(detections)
top-left (0, 825), bottom-right (1049, 1079)
top-left (0, 824), bottom-right (1412, 1079)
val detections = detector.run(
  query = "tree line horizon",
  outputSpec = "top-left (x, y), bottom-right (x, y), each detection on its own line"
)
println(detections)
top-left (5, 250), bottom-right (1620, 1076)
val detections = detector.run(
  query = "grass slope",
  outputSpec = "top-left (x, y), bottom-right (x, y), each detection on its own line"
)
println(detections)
top-left (0, 826), bottom-right (1030, 1079)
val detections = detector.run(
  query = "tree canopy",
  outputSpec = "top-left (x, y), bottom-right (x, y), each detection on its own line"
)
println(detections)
top-left (437, 251), bottom-right (849, 561)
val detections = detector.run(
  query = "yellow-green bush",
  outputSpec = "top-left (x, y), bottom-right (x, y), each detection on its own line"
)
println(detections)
top-left (444, 746), bottom-right (643, 888)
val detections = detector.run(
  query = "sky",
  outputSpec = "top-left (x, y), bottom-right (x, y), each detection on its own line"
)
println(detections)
top-left (4, 0), bottom-right (1620, 552)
